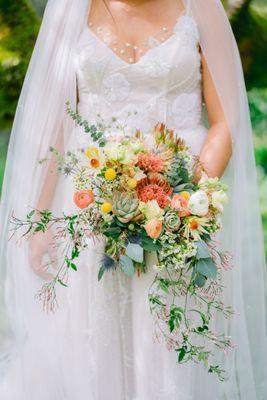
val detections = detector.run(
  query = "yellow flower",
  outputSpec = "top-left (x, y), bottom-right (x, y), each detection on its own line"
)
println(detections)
top-left (127, 178), bottom-right (137, 189)
top-left (180, 191), bottom-right (191, 201)
top-left (85, 147), bottom-right (99, 159)
top-left (101, 202), bottom-right (112, 214)
top-left (105, 168), bottom-right (117, 181)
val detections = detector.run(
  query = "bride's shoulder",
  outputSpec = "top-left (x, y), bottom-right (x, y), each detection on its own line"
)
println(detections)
top-left (174, 15), bottom-right (200, 44)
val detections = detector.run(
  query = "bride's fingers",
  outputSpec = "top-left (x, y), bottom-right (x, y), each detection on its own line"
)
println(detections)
top-left (47, 245), bottom-right (58, 270)
top-left (29, 255), bottom-right (54, 281)
top-left (29, 244), bottom-right (54, 280)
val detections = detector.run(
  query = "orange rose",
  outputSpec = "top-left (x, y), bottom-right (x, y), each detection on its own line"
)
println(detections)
top-left (145, 219), bottom-right (163, 239)
top-left (170, 194), bottom-right (191, 217)
top-left (73, 189), bottom-right (94, 209)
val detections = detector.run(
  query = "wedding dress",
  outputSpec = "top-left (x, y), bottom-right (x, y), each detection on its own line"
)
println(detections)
top-left (0, 1), bottom-right (266, 400)
top-left (1, 10), bottom-right (216, 400)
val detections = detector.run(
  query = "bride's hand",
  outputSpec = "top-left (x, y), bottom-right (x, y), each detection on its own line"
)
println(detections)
top-left (28, 229), bottom-right (57, 280)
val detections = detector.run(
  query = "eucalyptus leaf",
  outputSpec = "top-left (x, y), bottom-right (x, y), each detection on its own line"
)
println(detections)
top-left (126, 243), bottom-right (144, 263)
top-left (196, 258), bottom-right (217, 279)
top-left (195, 273), bottom-right (206, 288)
top-left (103, 227), bottom-right (121, 239)
top-left (141, 236), bottom-right (161, 252)
top-left (120, 255), bottom-right (135, 277)
top-left (196, 241), bottom-right (211, 259)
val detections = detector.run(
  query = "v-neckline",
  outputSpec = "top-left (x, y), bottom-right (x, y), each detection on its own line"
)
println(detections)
top-left (85, 12), bottom-right (187, 67)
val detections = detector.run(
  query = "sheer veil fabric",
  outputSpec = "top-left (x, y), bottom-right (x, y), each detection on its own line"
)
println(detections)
top-left (0, 0), bottom-right (266, 399)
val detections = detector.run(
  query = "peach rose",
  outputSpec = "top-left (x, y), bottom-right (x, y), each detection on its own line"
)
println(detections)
top-left (170, 194), bottom-right (191, 217)
top-left (73, 189), bottom-right (94, 209)
top-left (145, 219), bottom-right (163, 239)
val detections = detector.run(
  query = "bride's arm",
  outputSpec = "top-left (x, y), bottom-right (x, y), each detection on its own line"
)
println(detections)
top-left (196, 53), bottom-right (232, 179)
top-left (29, 128), bottom-right (64, 281)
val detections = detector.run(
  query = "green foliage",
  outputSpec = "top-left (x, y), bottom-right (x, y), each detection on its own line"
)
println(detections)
top-left (258, 174), bottom-right (267, 258)
top-left (255, 147), bottom-right (267, 174)
top-left (196, 258), bottom-right (217, 280)
top-left (125, 243), bottom-right (144, 263)
top-left (119, 255), bottom-right (135, 277)
top-left (0, 130), bottom-right (9, 192)
top-left (0, 0), bottom-right (40, 129)
top-left (230, 0), bottom-right (267, 89)
top-left (248, 89), bottom-right (267, 140)
top-left (30, 0), bottom-right (47, 16)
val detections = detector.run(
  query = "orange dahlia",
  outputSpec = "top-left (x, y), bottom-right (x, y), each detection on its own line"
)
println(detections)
top-left (137, 153), bottom-right (165, 173)
top-left (137, 173), bottom-right (173, 209)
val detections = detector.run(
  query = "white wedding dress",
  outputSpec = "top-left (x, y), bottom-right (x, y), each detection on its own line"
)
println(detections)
top-left (0, 9), bottom-right (257, 400)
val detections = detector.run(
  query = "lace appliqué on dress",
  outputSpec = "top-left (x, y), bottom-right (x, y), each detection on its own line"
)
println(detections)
top-left (174, 16), bottom-right (200, 47)
top-left (103, 73), bottom-right (131, 102)
top-left (171, 92), bottom-right (202, 129)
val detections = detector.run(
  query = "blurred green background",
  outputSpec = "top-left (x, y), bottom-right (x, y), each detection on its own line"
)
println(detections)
top-left (0, 0), bottom-right (266, 255)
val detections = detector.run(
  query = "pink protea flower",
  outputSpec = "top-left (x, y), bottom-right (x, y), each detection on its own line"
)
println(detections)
top-left (137, 173), bottom-right (172, 209)
top-left (137, 152), bottom-right (165, 173)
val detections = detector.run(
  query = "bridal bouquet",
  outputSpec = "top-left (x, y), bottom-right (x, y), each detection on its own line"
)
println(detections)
top-left (11, 108), bottom-right (234, 380)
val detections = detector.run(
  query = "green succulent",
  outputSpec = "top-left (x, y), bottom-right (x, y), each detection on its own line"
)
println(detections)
top-left (113, 191), bottom-right (141, 223)
top-left (164, 211), bottom-right (181, 232)
top-left (167, 155), bottom-right (189, 188)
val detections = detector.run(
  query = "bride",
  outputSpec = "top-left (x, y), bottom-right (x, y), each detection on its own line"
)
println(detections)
top-left (0, 0), bottom-right (266, 399)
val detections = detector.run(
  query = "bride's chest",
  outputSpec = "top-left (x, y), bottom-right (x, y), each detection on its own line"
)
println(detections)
top-left (75, 16), bottom-right (202, 97)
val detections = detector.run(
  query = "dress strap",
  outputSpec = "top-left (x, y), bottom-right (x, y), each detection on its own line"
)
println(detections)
top-left (184, 0), bottom-right (191, 16)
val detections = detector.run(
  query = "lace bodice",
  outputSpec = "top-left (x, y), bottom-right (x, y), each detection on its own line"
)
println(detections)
top-left (75, 15), bottom-right (207, 155)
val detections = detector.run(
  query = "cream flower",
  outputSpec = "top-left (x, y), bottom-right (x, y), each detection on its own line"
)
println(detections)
top-left (139, 200), bottom-right (164, 221)
top-left (104, 142), bottom-right (134, 164)
top-left (211, 190), bottom-right (228, 213)
top-left (188, 190), bottom-right (209, 216)
top-left (104, 142), bottom-right (122, 161)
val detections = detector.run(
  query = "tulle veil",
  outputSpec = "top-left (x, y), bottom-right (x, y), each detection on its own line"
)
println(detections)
top-left (0, 0), bottom-right (266, 398)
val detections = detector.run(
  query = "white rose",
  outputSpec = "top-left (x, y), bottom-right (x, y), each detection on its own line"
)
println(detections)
top-left (139, 200), bottom-right (164, 220)
top-left (120, 148), bottom-right (135, 165)
top-left (104, 142), bottom-right (122, 161)
top-left (211, 190), bottom-right (228, 213)
top-left (188, 190), bottom-right (209, 216)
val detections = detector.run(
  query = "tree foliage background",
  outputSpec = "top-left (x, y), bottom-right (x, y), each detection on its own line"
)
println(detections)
top-left (0, 0), bottom-right (266, 253)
